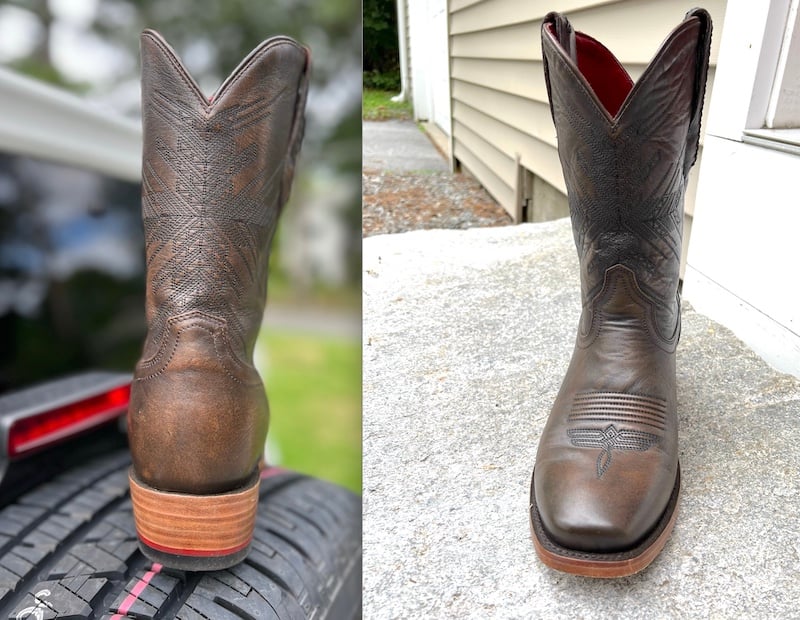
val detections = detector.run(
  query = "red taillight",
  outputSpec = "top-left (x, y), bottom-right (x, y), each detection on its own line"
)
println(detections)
top-left (8, 384), bottom-right (130, 458)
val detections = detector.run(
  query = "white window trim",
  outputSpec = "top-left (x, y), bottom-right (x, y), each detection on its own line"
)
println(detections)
top-left (737, 0), bottom-right (800, 153)
top-left (684, 0), bottom-right (800, 378)
top-left (765, 0), bottom-right (800, 128)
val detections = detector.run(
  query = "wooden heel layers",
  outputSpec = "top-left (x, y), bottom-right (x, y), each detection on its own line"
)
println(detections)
top-left (129, 468), bottom-right (260, 571)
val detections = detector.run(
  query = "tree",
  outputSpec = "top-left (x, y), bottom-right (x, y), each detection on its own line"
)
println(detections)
top-left (363, 0), bottom-right (399, 89)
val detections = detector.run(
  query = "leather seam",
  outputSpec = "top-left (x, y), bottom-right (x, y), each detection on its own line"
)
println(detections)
top-left (142, 31), bottom-right (210, 110)
top-left (136, 324), bottom-right (250, 385)
top-left (575, 390), bottom-right (668, 405)
top-left (544, 19), bottom-right (700, 128)
top-left (211, 328), bottom-right (263, 386)
top-left (138, 310), bottom-right (224, 369)
top-left (136, 314), bottom-right (260, 386)
top-left (136, 326), bottom-right (184, 380)
top-left (567, 416), bottom-right (666, 431)
top-left (613, 22), bottom-right (700, 123)
top-left (543, 33), bottom-right (612, 128)
top-left (213, 39), bottom-right (304, 108)
top-left (142, 31), bottom-right (304, 113)
top-left (280, 51), bottom-right (310, 207)
top-left (581, 267), bottom-right (678, 352)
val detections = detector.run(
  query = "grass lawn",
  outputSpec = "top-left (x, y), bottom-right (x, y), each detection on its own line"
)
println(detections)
top-left (259, 330), bottom-right (361, 494)
top-left (363, 88), bottom-right (412, 121)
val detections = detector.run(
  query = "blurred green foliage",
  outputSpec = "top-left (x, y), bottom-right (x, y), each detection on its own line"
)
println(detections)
top-left (363, 88), bottom-right (411, 121)
top-left (364, 0), bottom-right (399, 79)
top-left (363, 69), bottom-right (400, 91)
top-left (260, 330), bottom-right (361, 493)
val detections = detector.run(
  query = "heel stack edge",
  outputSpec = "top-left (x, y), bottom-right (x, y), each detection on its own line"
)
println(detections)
top-left (129, 468), bottom-right (260, 571)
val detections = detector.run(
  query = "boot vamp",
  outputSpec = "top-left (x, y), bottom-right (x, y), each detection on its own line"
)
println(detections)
top-left (534, 275), bottom-right (678, 552)
top-left (534, 412), bottom-right (677, 552)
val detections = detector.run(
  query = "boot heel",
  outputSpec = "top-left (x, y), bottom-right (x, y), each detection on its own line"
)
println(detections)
top-left (129, 469), bottom-right (260, 571)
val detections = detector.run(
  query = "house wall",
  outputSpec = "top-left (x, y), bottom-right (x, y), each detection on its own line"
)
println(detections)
top-left (684, 0), bottom-right (800, 377)
top-left (448, 0), bottom-right (726, 269)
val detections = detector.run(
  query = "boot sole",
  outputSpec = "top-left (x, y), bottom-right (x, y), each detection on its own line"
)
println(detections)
top-left (129, 468), bottom-right (260, 571)
top-left (529, 465), bottom-right (680, 578)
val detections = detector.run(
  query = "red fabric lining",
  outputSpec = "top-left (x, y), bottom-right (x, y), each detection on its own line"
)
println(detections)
top-left (546, 21), bottom-right (634, 117)
top-left (574, 33), bottom-right (633, 117)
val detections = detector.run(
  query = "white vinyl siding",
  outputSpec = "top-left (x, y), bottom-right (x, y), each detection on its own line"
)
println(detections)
top-left (449, 0), bottom-right (726, 268)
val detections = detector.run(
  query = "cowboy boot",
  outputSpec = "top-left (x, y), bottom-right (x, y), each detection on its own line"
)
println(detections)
top-left (128, 30), bottom-right (309, 571)
top-left (530, 10), bottom-right (711, 577)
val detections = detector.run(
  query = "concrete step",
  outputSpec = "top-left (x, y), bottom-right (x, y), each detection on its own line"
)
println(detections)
top-left (362, 219), bottom-right (800, 618)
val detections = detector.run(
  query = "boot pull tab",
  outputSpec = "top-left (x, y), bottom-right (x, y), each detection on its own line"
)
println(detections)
top-left (541, 12), bottom-right (576, 125)
top-left (551, 12), bottom-right (577, 63)
top-left (683, 8), bottom-right (713, 176)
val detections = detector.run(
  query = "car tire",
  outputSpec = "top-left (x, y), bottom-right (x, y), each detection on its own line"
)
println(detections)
top-left (0, 448), bottom-right (362, 619)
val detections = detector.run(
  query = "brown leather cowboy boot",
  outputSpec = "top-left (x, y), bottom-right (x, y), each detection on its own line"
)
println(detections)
top-left (530, 10), bottom-right (711, 577)
top-left (128, 30), bottom-right (309, 570)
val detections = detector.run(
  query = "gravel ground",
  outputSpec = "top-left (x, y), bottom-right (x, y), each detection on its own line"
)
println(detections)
top-left (362, 168), bottom-right (512, 237)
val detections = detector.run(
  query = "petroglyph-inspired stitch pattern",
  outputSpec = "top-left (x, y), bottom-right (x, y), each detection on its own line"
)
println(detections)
top-left (542, 26), bottom-right (701, 335)
top-left (138, 34), bottom-right (308, 361)
top-left (567, 424), bottom-right (660, 478)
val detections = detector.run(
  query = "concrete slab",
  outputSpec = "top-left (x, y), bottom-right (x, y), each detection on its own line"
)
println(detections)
top-left (363, 120), bottom-right (448, 172)
top-left (362, 219), bottom-right (800, 618)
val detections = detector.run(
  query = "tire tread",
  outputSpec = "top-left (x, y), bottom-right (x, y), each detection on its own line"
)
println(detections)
top-left (0, 450), bottom-right (360, 619)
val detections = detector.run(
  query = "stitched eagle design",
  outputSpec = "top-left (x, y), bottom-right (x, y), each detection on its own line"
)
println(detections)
top-left (567, 424), bottom-right (660, 478)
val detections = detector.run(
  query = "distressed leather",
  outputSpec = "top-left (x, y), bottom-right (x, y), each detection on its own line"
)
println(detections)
top-left (128, 30), bottom-right (309, 495)
top-left (533, 10), bottom-right (711, 552)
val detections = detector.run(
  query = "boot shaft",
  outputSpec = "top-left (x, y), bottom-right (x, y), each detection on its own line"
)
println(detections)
top-left (542, 10), bottom-right (711, 338)
top-left (130, 32), bottom-right (309, 495)
top-left (139, 31), bottom-right (309, 355)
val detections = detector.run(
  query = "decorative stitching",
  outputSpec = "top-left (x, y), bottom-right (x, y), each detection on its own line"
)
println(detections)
top-left (134, 33), bottom-right (307, 402)
top-left (575, 390), bottom-right (667, 405)
top-left (568, 417), bottom-right (665, 431)
top-left (578, 266), bottom-right (679, 351)
top-left (567, 392), bottom-right (665, 476)
top-left (136, 320), bottom-right (260, 386)
top-left (213, 39), bottom-right (301, 107)
top-left (142, 31), bottom-right (304, 112)
top-left (569, 391), bottom-right (668, 432)
top-left (567, 424), bottom-right (660, 478)
top-left (543, 33), bottom-right (611, 127)
top-left (137, 310), bottom-right (225, 369)
top-left (546, 22), bottom-right (698, 344)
